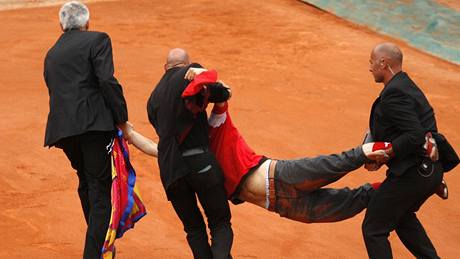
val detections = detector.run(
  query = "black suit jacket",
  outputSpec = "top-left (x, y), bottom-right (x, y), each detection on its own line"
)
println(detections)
top-left (44, 30), bottom-right (128, 147)
top-left (147, 64), bottom-right (230, 191)
top-left (147, 64), bottom-right (203, 191)
top-left (369, 72), bottom-right (437, 176)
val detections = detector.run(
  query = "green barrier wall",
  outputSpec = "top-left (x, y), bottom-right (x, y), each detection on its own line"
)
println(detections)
top-left (300, 0), bottom-right (460, 65)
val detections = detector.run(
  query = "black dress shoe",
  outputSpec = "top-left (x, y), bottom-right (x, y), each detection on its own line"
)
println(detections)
top-left (435, 179), bottom-right (448, 200)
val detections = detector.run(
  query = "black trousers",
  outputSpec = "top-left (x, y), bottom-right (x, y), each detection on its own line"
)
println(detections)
top-left (362, 160), bottom-right (443, 259)
top-left (167, 151), bottom-right (233, 259)
top-left (57, 131), bottom-right (113, 259)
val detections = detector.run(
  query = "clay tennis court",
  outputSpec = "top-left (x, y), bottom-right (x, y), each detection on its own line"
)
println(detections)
top-left (1, 0), bottom-right (459, 258)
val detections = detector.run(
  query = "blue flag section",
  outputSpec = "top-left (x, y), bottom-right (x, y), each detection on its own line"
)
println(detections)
top-left (300, 0), bottom-right (460, 65)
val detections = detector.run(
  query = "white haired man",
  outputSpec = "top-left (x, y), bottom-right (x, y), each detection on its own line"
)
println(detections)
top-left (43, 1), bottom-right (129, 258)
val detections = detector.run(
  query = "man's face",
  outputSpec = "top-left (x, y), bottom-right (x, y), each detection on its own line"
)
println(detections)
top-left (369, 50), bottom-right (384, 83)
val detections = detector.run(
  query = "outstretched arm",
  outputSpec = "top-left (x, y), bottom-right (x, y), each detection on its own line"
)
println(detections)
top-left (127, 131), bottom-right (158, 157)
top-left (122, 122), bottom-right (158, 157)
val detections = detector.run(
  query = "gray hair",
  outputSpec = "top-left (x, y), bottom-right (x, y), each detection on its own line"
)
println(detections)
top-left (59, 1), bottom-right (90, 30)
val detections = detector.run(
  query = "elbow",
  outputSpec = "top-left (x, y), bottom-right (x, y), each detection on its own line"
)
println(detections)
top-left (99, 78), bottom-right (115, 88)
top-left (148, 142), bottom-right (159, 158)
top-left (411, 129), bottom-right (426, 146)
top-left (151, 148), bottom-right (159, 158)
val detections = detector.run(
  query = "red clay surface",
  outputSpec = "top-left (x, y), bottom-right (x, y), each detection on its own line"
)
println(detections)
top-left (438, 0), bottom-right (460, 11)
top-left (1, 0), bottom-right (459, 258)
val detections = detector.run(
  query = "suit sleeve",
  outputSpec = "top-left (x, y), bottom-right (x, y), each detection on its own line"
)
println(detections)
top-left (91, 33), bottom-right (128, 124)
top-left (381, 89), bottom-right (425, 158)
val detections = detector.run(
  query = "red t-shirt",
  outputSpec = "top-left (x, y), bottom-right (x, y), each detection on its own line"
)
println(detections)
top-left (208, 102), bottom-right (264, 197)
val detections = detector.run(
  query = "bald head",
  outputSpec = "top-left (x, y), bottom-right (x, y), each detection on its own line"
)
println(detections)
top-left (165, 48), bottom-right (190, 70)
top-left (369, 42), bottom-right (403, 84)
top-left (372, 42), bottom-right (403, 66)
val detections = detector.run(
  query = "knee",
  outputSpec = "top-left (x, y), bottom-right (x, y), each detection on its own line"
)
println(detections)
top-left (184, 224), bottom-right (207, 238)
top-left (208, 216), bottom-right (232, 234)
top-left (362, 220), bottom-right (371, 239)
top-left (77, 185), bottom-right (88, 197)
top-left (207, 207), bottom-right (232, 230)
top-left (362, 217), bottom-right (389, 242)
top-left (275, 203), bottom-right (315, 223)
top-left (78, 185), bottom-right (88, 192)
top-left (362, 215), bottom-right (378, 239)
top-left (210, 222), bottom-right (233, 240)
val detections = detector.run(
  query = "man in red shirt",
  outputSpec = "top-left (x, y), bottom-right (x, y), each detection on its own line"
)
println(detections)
top-left (207, 100), bottom-right (387, 223)
top-left (125, 68), bottom-right (393, 223)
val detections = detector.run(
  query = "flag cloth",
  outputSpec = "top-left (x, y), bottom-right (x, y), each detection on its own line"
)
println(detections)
top-left (101, 130), bottom-right (147, 259)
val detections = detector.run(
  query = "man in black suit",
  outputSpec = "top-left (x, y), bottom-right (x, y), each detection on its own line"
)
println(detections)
top-left (43, 2), bottom-right (128, 258)
top-left (147, 48), bottom-right (233, 259)
top-left (362, 42), bottom-right (443, 259)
